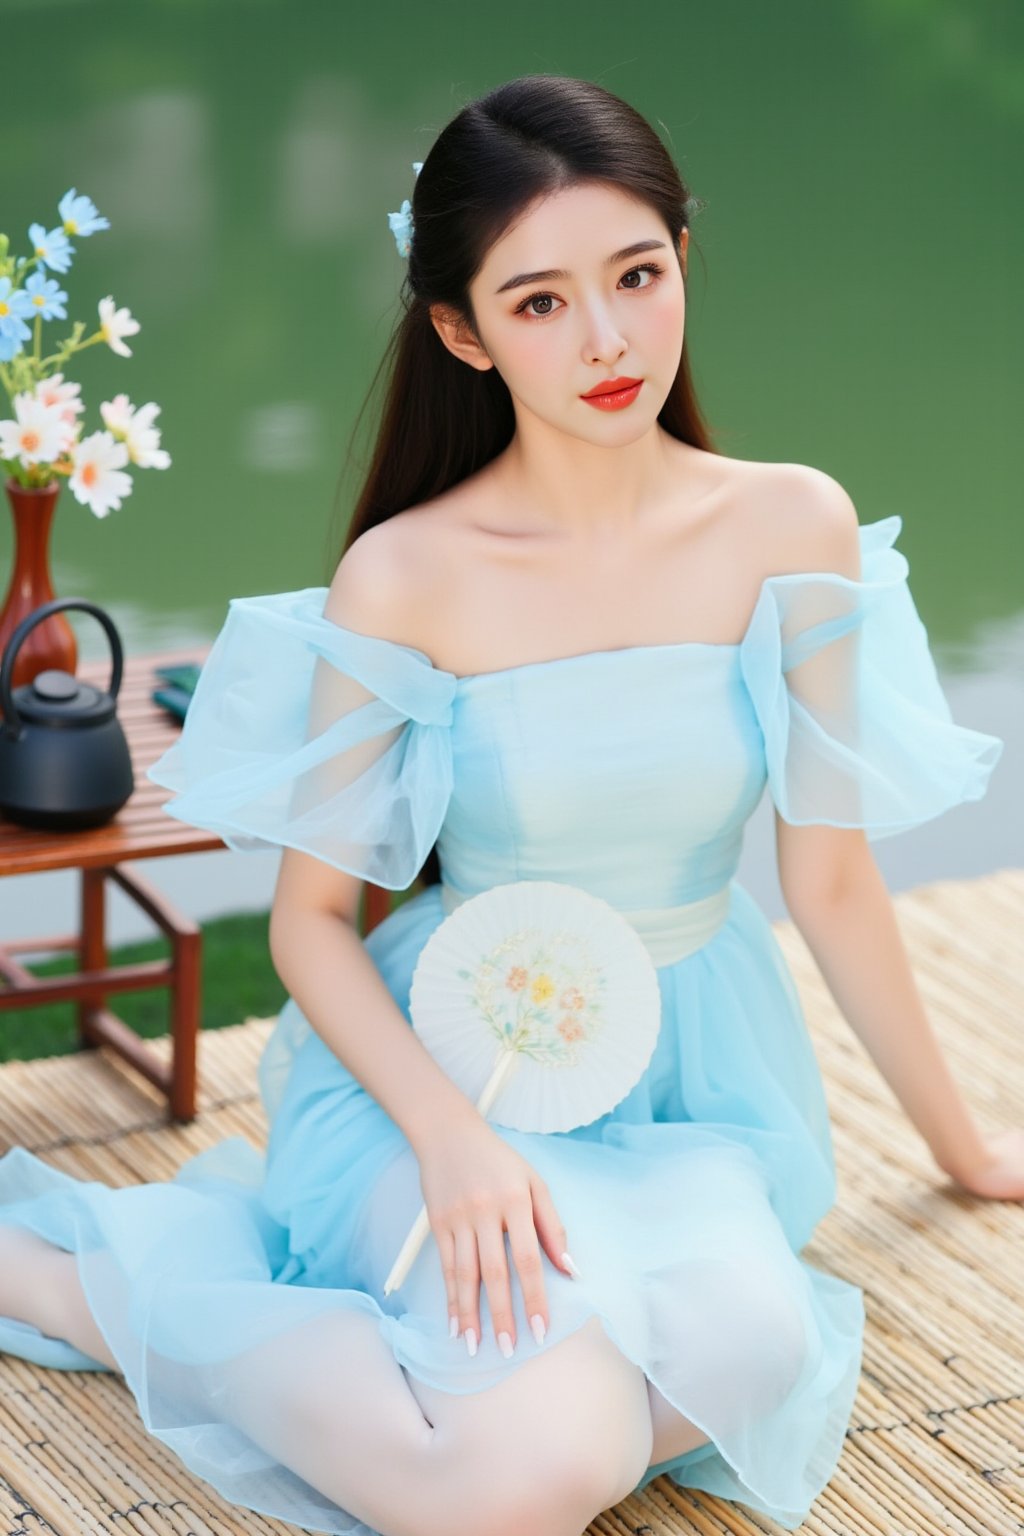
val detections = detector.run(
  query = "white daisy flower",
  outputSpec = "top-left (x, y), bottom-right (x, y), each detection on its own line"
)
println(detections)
top-left (0, 392), bottom-right (70, 468)
top-left (122, 401), bottom-right (171, 469)
top-left (97, 294), bottom-right (141, 357)
top-left (35, 372), bottom-right (84, 415)
top-left (99, 392), bottom-right (134, 435)
top-left (34, 373), bottom-right (84, 451)
top-left (100, 394), bottom-right (171, 469)
top-left (68, 429), bottom-right (133, 518)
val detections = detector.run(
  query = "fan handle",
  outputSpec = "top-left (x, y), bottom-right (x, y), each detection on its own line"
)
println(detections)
top-left (382, 1048), bottom-right (521, 1297)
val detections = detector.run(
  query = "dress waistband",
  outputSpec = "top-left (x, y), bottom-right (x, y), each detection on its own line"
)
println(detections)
top-left (438, 880), bottom-right (732, 968)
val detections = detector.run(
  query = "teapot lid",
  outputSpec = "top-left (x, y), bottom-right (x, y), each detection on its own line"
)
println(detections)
top-left (14, 669), bottom-right (114, 727)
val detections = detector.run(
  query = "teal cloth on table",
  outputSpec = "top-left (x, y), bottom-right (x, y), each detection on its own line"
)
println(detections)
top-left (0, 515), bottom-right (1003, 1535)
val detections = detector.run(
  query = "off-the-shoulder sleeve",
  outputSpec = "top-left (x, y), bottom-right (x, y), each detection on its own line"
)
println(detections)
top-left (738, 515), bottom-right (1004, 839)
top-left (146, 588), bottom-right (457, 888)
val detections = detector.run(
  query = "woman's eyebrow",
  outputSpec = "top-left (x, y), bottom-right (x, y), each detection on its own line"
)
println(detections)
top-left (494, 238), bottom-right (667, 294)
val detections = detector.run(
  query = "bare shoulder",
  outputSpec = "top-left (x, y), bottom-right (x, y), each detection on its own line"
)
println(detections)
top-left (728, 458), bottom-right (863, 581)
top-left (325, 467), bottom-right (497, 647)
top-left (323, 505), bottom-right (453, 646)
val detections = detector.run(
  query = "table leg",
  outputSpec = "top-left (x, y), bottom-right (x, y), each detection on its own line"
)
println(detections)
top-left (105, 864), bottom-right (202, 1123)
top-left (168, 905), bottom-right (200, 1122)
top-left (72, 864), bottom-right (201, 1122)
top-left (77, 866), bottom-right (106, 1046)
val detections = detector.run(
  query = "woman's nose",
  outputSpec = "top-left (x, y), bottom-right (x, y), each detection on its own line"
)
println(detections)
top-left (581, 300), bottom-right (627, 366)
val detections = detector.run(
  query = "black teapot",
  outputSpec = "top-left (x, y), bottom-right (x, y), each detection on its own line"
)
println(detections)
top-left (0, 598), bottom-right (134, 830)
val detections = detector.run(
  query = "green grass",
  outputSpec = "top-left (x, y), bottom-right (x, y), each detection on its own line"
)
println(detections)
top-left (0, 909), bottom-right (288, 1063)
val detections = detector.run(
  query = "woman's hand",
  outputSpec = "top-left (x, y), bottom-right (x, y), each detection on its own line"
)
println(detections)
top-left (415, 1116), bottom-right (577, 1358)
top-left (943, 1129), bottom-right (1024, 1200)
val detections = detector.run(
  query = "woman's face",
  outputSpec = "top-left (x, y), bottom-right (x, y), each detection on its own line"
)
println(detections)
top-left (437, 181), bottom-right (688, 444)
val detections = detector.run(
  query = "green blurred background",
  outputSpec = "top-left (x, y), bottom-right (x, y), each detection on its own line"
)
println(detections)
top-left (1, 0), bottom-right (1020, 1052)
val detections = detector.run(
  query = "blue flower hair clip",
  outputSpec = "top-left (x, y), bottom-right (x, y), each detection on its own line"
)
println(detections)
top-left (387, 162), bottom-right (424, 259)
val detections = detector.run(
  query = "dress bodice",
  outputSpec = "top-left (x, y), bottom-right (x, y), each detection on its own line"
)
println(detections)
top-left (146, 515), bottom-right (1004, 906)
top-left (442, 646), bottom-right (764, 909)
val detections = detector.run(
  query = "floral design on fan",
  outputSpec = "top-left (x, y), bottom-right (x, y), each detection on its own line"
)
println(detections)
top-left (457, 925), bottom-right (607, 1066)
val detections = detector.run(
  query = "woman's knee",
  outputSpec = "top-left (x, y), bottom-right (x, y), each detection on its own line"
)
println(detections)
top-left (436, 1315), bottom-right (654, 1527)
top-left (546, 1316), bottom-right (653, 1492)
top-left (470, 1431), bottom-right (644, 1536)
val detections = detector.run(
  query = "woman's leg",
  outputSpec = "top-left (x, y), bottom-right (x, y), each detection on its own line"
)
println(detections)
top-left (645, 1380), bottom-right (712, 1462)
top-left (0, 1225), bottom-right (117, 1369)
top-left (2, 1226), bottom-right (652, 1536)
top-left (217, 1311), bottom-right (655, 1536)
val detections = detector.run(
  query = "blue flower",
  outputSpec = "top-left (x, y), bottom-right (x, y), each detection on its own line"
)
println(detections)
top-left (28, 223), bottom-right (75, 274)
top-left (386, 164), bottom-right (424, 260)
top-left (23, 272), bottom-right (68, 321)
top-left (0, 276), bottom-right (34, 361)
top-left (58, 188), bottom-right (110, 238)
top-left (0, 328), bottom-right (27, 363)
top-left (387, 199), bottom-right (414, 258)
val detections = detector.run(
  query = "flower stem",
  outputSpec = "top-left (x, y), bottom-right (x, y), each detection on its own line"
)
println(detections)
top-left (39, 330), bottom-right (104, 370)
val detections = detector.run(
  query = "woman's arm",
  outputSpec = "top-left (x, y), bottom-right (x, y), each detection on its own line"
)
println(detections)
top-left (778, 821), bottom-right (1022, 1196)
top-left (269, 890), bottom-right (484, 1156)
top-left (266, 530), bottom-right (487, 1157)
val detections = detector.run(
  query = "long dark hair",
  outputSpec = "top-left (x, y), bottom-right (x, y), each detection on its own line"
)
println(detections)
top-left (333, 74), bottom-right (717, 893)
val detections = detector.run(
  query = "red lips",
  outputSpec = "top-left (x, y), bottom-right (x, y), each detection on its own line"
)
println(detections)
top-left (581, 376), bottom-right (642, 398)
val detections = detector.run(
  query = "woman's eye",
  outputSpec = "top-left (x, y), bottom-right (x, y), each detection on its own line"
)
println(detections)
top-left (621, 262), bottom-right (663, 290)
top-left (518, 292), bottom-right (562, 319)
top-left (514, 262), bottom-right (664, 320)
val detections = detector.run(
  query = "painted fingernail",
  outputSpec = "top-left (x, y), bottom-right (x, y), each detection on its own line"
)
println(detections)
top-left (449, 1315), bottom-right (459, 1339)
top-left (497, 1330), bottom-right (514, 1359)
top-left (561, 1251), bottom-right (583, 1280)
top-left (465, 1327), bottom-right (478, 1357)
top-left (530, 1313), bottom-right (547, 1345)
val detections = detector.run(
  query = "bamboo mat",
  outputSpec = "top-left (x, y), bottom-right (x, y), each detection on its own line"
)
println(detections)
top-left (0, 868), bottom-right (1021, 1536)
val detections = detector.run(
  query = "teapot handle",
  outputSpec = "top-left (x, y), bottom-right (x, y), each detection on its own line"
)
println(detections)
top-left (0, 597), bottom-right (125, 735)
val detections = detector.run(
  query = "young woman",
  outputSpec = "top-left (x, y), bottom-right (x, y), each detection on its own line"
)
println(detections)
top-left (0, 74), bottom-right (1017, 1536)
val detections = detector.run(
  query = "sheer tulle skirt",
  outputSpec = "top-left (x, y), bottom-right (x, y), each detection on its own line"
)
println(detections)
top-left (0, 878), bottom-right (864, 1533)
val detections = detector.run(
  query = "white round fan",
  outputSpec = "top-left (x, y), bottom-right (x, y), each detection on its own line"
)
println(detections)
top-left (383, 879), bottom-right (661, 1295)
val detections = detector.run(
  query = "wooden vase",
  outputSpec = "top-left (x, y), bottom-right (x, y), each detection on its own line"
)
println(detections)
top-left (0, 477), bottom-right (78, 702)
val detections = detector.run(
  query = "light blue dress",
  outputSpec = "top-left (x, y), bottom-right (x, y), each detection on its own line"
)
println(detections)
top-left (0, 514), bottom-right (1004, 1533)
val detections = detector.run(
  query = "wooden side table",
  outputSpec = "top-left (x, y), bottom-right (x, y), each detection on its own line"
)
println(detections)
top-left (0, 645), bottom-right (398, 1123)
top-left (0, 646), bottom-right (223, 1122)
